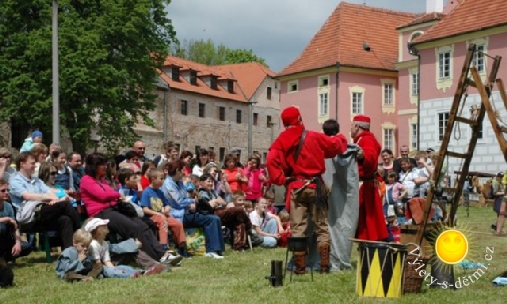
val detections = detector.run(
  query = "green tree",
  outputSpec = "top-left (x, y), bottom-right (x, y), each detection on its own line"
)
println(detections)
top-left (0, 0), bottom-right (176, 153)
top-left (173, 38), bottom-right (268, 67)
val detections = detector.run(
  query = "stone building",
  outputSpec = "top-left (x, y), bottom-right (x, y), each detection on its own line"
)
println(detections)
top-left (136, 57), bottom-right (280, 163)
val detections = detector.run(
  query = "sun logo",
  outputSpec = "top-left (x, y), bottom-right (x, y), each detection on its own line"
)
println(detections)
top-left (425, 222), bottom-right (480, 274)
top-left (435, 230), bottom-right (468, 264)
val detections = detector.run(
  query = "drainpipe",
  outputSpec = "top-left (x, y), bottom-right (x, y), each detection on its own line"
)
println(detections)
top-left (248, 100), bottom-right (253, 155)
top-left (157, 78), bottom-right (170, 142)
top-left (416, 53), bottom-right (421, 150)
top-left (335, 62), bottom-right (341, 120)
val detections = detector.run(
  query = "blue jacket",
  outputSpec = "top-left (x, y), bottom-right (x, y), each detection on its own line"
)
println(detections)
top-left (55, 247), bottom-right (92, 279)
top-left (162, 176), bottom-right (194, 222)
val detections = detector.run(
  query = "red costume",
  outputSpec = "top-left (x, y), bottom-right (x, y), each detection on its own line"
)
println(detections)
top-left (266, 109), bottom-right (347, 209)
top-left (353, 115), bottom-right (389, 241)
top-left (267, 106), bottom-right (347, 274)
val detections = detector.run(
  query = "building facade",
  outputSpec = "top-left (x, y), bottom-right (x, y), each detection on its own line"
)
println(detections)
top-left (277, 2), bottom-right (414, 152)
top-left (409, 0), bottom-right (507, 174)
top-left (136, 57), bottom-right (280, 163)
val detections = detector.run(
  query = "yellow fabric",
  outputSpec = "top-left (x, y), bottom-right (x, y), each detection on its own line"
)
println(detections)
top-left (502, 170), bottom-right (507, 185)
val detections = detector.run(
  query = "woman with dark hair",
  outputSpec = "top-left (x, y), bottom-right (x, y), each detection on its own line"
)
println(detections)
top-left (140, 161), bottom-right (156, 190)
top-left (191, 148), bottom-right (209, 177)
top-left (379, 148), bottom-right (394, 180)
top-left (80, 153), bottom-right (169, 262)
top-left (105, 158), bottom-right (118, 189)
top-left (179, 150), bottom-right (193, 177)
top-left (162, 160), bottom-right (225, 259)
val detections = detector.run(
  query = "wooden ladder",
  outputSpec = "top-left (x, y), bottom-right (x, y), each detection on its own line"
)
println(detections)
top-left (482, 78), bottom-right (507, 162)
top-left (416, 44), bottom-right (502, 245)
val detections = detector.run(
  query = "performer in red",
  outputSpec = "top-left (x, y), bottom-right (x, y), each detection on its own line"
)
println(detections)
top-left (351, 114), bottom-right (388, 241)
top-left (267, 106), bottom-right (347, 274)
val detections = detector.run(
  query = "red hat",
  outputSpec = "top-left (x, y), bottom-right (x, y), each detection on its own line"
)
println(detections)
top-left (353, 114), bottom-right (371, 124)
top-left (281, 106), bottom-right (301, 126)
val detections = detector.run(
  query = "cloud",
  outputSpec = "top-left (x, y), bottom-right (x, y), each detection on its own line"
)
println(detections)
top-left (168, 0), bottom-right (430, 72)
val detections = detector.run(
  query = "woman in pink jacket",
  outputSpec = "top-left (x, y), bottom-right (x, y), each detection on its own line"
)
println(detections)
top-left (80, 153), bottom-right (166, 261)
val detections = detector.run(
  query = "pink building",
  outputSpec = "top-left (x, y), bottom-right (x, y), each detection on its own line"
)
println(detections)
top-left (406, 0), bottom-right (507, 173)
top-left (277, 2), bottom-right (414, 153)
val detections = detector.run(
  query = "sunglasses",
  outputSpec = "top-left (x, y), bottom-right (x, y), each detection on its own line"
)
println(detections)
top-left (0, 189), bottom-right (7, 193)
top-left (136, 147), bottom-right (146, 151)
top-left (1, 154), bottom-right (11, 158)
top-left (50, 171), bottom-right (58, 176)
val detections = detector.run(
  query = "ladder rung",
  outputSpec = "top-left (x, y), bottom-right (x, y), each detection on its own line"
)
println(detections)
top-left (454, 116), bottom-right (478, 126)
top-left (500, 126), bottom-right (507, 133)
top-left (446, 151), bottom-right (468, 158)
top-left (443, 187), bottom-right (458, 193)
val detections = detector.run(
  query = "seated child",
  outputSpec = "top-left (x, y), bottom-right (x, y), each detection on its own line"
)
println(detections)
top-left (84, 218), bottom-right (144, 278)
top-left (117, 168), bottom-right (141, 206)
top-left (55, 229), bottom-right (101, 282)
top-left (277, 210), bottom-right (292, 248)
top-left (248, 198), bottom-right (280, 248)
top-left (140, 168), bottom-right (187, 262)
top-left (263, 189), bottom-right (277, 214)
top-left (198, 177), bottom-right (252, 251)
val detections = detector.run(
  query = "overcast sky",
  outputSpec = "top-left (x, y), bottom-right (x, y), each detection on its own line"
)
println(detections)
top-left (168, 0), bottom-right (439, 72)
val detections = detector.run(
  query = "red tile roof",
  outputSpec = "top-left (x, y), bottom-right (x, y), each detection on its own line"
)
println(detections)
top-left (414, 0), bottom-right (507, 44)
top-left (278, 2), bottom-right (415, 76)
top-left (216, 62), bottom-right (275, 100)
top-left (160, 57), bottom-right (274, 102)
top-left (397, 12), bottom-right (446, 29)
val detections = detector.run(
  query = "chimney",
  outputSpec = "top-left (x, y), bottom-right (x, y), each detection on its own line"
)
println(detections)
top-left (426, 0), bottom-right (444, 13)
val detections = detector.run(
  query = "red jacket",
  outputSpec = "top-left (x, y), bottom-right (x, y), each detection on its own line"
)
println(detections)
top-left (354, 130), bottom-right (388, 241)
top-left (266, 125), bottom-right (347, 209)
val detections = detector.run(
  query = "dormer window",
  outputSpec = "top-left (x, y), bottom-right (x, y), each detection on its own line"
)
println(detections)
top-left (171, 67), bottom-right (180, 81)
top-left (210, 76), bottom-right (218, 90)
top-left (190, 70), bottom-right (197, 86)
top-left (227, 80), bottom-right (234, 93)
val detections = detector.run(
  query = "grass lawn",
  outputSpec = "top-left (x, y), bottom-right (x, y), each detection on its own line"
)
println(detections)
top-left (1, 206), bottom-right (505, 304)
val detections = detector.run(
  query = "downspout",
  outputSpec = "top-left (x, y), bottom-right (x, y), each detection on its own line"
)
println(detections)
top-left (417, 53), bottom-right (421, 150)
top-left (335, 62), bottom-right (341, 120)
top-left (163, 86), bottom-right (170, 143)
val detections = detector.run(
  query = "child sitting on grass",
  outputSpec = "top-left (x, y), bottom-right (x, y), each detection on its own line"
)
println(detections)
top-left (55, 229), bottom-right (102, 282)
top-left (84, 218), bottom-right (157, 278)
top-left (140, 168), bottom-right (187, 262)
top-left (249, 198), bottom-right (280, 248)
top-left (277, 210), bottom-right (291, 248)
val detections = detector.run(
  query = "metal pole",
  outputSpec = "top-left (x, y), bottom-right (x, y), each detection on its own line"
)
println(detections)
top-left (52, 0), bottom-right (60, 144)
top-left (248, 100), bottom-right (253, 155)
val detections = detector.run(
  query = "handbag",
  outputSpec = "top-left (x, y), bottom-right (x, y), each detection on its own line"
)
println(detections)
top-left (112, 199), bottom-right (139, 218)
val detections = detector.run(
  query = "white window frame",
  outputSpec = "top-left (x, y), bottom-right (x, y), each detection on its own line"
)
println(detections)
top-left (408, 67), bottom-right (419, 105)
top-left (318, 75), bottom-right (330, 88)
top-left (408, 116), bottom-right (418, 151)
top-left (287, 80), bottom-right (298, 93)
top-left (435, 45), bottom-right (454, 91)
top-left (319, 92), bottom-right (328, 116)
top-left (381, 79), bottom-right (395, 114)
top-left (381, 122), bottom-right (396, 153)
top-left (349, 85), bottom-right (365, 117)
top-left (411, 72), bottom-right (419, 96)
top-left (469, 105), bottom-right (484, 141)
top-left (467, 37), bottom-right (488, 80)
top-left (437, 112), bottom-right (450, 142)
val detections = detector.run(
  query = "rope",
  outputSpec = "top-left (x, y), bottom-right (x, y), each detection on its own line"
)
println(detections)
top-left (454, 87), bottom-right (470, 140)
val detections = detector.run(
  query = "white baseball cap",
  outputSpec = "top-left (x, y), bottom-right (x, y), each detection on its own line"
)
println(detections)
top-left (84, 218), bottom-right (110, 232)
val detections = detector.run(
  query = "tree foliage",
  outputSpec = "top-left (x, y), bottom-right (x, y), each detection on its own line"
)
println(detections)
top-left (0, 0), bottom-right (176, 153)
top-left (173, 38), bottom-right (268, 67)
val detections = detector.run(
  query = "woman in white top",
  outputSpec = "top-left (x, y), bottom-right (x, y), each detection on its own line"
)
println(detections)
top-left (191, 148), bottom-right (209, 177)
